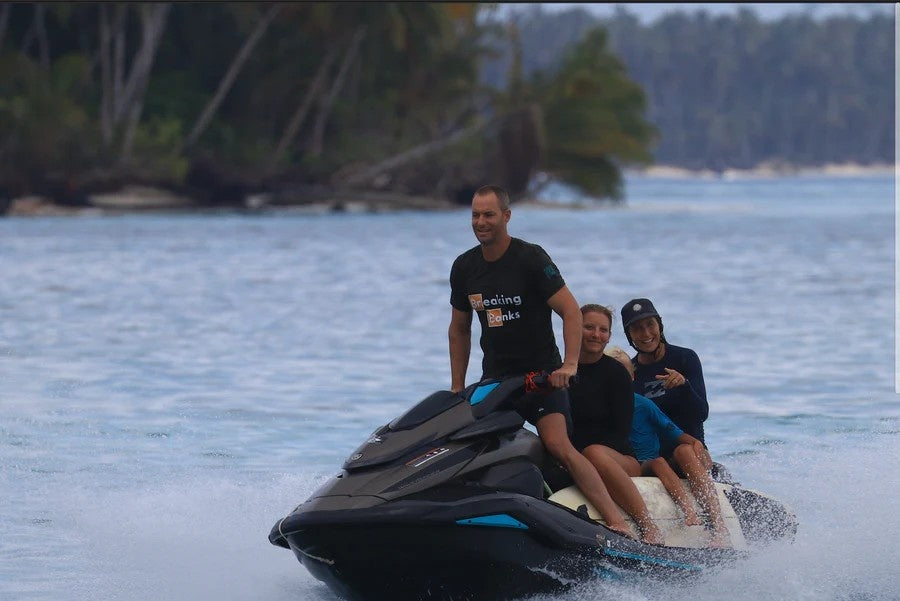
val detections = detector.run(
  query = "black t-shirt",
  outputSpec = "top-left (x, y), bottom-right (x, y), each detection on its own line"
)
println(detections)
top-left (450, 237), bottom-right (564, 379)
top-left (569, 355), bottom-right (636, 456)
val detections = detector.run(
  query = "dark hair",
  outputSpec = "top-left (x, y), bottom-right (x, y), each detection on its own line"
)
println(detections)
top-left (473, 185), bottom-right (510, 211)
top-left (620, 298), bottom-right (666, 349)
top-left (580, 304), bottom-right (614, 323)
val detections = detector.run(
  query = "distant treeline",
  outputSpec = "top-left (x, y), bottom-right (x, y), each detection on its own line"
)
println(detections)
top-left (484, 6), bottom-right (894, 170)
top-left (0, 2), bottom-right (659, 207)
top-left (0, 4), bottom-right (891, 212)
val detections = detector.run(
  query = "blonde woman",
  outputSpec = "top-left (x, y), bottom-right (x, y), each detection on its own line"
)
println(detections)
top-left (567, 304), bottom-right (663, 545)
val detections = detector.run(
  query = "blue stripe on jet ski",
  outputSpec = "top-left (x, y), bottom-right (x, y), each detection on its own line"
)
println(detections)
top-left (469, 382), bottom-right (500, 405)
top-left (602, 548), bottom-right (702, 571)
top-left (455, 514), bottom-right (529, 529)
top-left (592, 566), bottom-right (625, 581)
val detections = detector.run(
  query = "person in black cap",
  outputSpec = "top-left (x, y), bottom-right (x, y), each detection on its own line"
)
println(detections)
top-left (620, 298), bottom-right (709, 456)
top-left (605, 345), bottom-right (730, 547)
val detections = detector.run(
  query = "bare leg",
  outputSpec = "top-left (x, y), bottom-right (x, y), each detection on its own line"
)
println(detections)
top-left (594, 444), bottom-right (642, 477)
top-left (644, 457), bottom-right (701, 526)
top-left (583, 445), bottom-right (664, 544)
top-left (536, 414), bottom-right (634, 538)
top-left (672, 444), bottom-right (730, 547)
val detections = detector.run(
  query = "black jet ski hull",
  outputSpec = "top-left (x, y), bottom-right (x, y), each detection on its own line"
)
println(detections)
top-left (282, 523), bottom-right (586, 601)
top-left (270, 493), bottom-right (744, 601)
top-left (268, 378), bottom-right (797, 601)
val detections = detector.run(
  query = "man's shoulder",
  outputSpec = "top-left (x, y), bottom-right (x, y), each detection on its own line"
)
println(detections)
top-left (510, 237), bottom-right (549, 257)
top-left (510, 238), bottom-right (563, 285)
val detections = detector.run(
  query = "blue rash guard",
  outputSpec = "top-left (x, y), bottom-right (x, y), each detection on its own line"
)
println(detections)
top-left (629, 393), bottom-right (684, 462)
top-left (631, 343), bottom-right (708, 454)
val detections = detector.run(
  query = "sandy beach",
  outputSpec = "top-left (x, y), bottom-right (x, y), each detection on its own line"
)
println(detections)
top-left (628, 162), bottom-right (895, 180)
top-left (4, 162), bottom-right (895, 217)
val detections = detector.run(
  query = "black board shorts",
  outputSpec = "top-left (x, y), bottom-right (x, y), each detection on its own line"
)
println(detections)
top-left (514, 388), bottom-right (573, 436)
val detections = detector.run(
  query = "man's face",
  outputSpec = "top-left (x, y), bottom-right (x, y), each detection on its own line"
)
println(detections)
top-left (471, 192), bottom-right (510, 245)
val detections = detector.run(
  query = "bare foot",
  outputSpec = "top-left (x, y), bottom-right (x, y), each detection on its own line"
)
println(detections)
top-left (638, 521), bottom-right (665, 546)
top-left (708, 526), bottom-right (731, 548)
top-left (683, 512), bottom-right (701, 527)
top-left (606, 522), bottom-right (636, 540)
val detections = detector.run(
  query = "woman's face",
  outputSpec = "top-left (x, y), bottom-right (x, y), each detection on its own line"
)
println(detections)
top-left (627, 316), bottom-right (661, 353)
top-left (581, 311), bottom-right (611, 355)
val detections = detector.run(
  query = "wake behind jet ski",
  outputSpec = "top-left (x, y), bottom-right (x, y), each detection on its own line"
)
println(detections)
top-left (269, 373), bottom-right (797, 601)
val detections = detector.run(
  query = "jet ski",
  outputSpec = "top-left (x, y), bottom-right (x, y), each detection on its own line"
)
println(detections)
top-left (269, 373), bottom-right (797, 601)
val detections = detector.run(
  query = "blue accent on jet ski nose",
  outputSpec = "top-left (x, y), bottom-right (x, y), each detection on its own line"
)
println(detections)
top-left (601, 548), bottom-right (702, 571)
top-left (456, 514), bottom-right (529, 529)
top-left (469, 382), bottom-right (500, 405)
top-left (592, 566), bottom-right (625, 582)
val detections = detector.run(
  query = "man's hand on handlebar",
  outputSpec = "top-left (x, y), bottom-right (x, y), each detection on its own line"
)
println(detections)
top-left (549, 363), bottom-right (577, 389)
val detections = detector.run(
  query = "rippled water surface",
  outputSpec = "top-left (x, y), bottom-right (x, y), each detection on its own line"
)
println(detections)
top-left (1, 174), bottom-right (897, 601)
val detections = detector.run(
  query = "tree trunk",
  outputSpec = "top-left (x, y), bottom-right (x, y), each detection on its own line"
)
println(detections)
top-left (34, 3), bottom-right (49, 68)
top-left (339, 117), bottom-right (490, 188)
top-left (498, 104), bottom-right (542, 195)
top-left (98, 5), bottom-right (113, 144)
top-left (120, 75), bottom-right (148, 160)
top-left (307, 26), bottom-right (367, 158)
top-left (98, 4), bottom-right (129, 147)
top-left (113, 3), bottom-right (168, 127)
top-left (112, 4), bottom-right (127, 116)
top-left (268, 44), bottom-right (339, 170)
top-left (20, 3), bottom-right (51, 68)
top-left (0, 3), bottom-right (11, 51)
top-left (118, 4), bottom-right (170, 160)
top-left (184, 3), bottom-right (281, 148)
top-left (19, 4), bottom-right (36, 57)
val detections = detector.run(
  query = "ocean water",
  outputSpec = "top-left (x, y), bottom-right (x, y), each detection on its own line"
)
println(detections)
top-left (1, 174), bottom-right (897, 601)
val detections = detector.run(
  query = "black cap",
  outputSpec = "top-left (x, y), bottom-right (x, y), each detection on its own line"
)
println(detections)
top-left (621, 298), bottom-right (660, 331)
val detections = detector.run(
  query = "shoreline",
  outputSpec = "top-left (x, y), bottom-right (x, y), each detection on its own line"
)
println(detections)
top-left (626, 162), bottom-right (895, 180)
top-left (4, 162), bottom-right (895, 217)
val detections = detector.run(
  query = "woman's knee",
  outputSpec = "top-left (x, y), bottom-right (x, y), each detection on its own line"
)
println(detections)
top-left (583, 445), bottom-right (615, 466)
top-left (647, 457), bottom-right (668, 474)
top-left (621, 455), bottom-right (641, 477)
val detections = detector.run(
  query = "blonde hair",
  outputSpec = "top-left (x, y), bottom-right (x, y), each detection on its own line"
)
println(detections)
top-left (604, 345), bottom-right (634, 377)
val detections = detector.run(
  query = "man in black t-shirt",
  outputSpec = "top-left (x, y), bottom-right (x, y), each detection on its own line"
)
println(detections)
top-left (447, 185), bottom-right (638, 540)
top-left (449, 234), bottom-right (566, 380)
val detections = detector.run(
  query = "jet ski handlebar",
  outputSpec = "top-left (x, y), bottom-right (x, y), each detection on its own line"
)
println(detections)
top-left (464, 370), bottom-right (580, 418)
top-left (522, 370), bottom-right (579, 392)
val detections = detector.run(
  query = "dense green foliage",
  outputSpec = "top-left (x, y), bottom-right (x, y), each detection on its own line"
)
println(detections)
top-left (538, 28), bottom-right (656, 198)
top-left (0, 2), bottom-right (655, 204)
top-left (484, 5), bottom-right (894, 170)
top-left (5, 3), bottom-right (886, 207)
